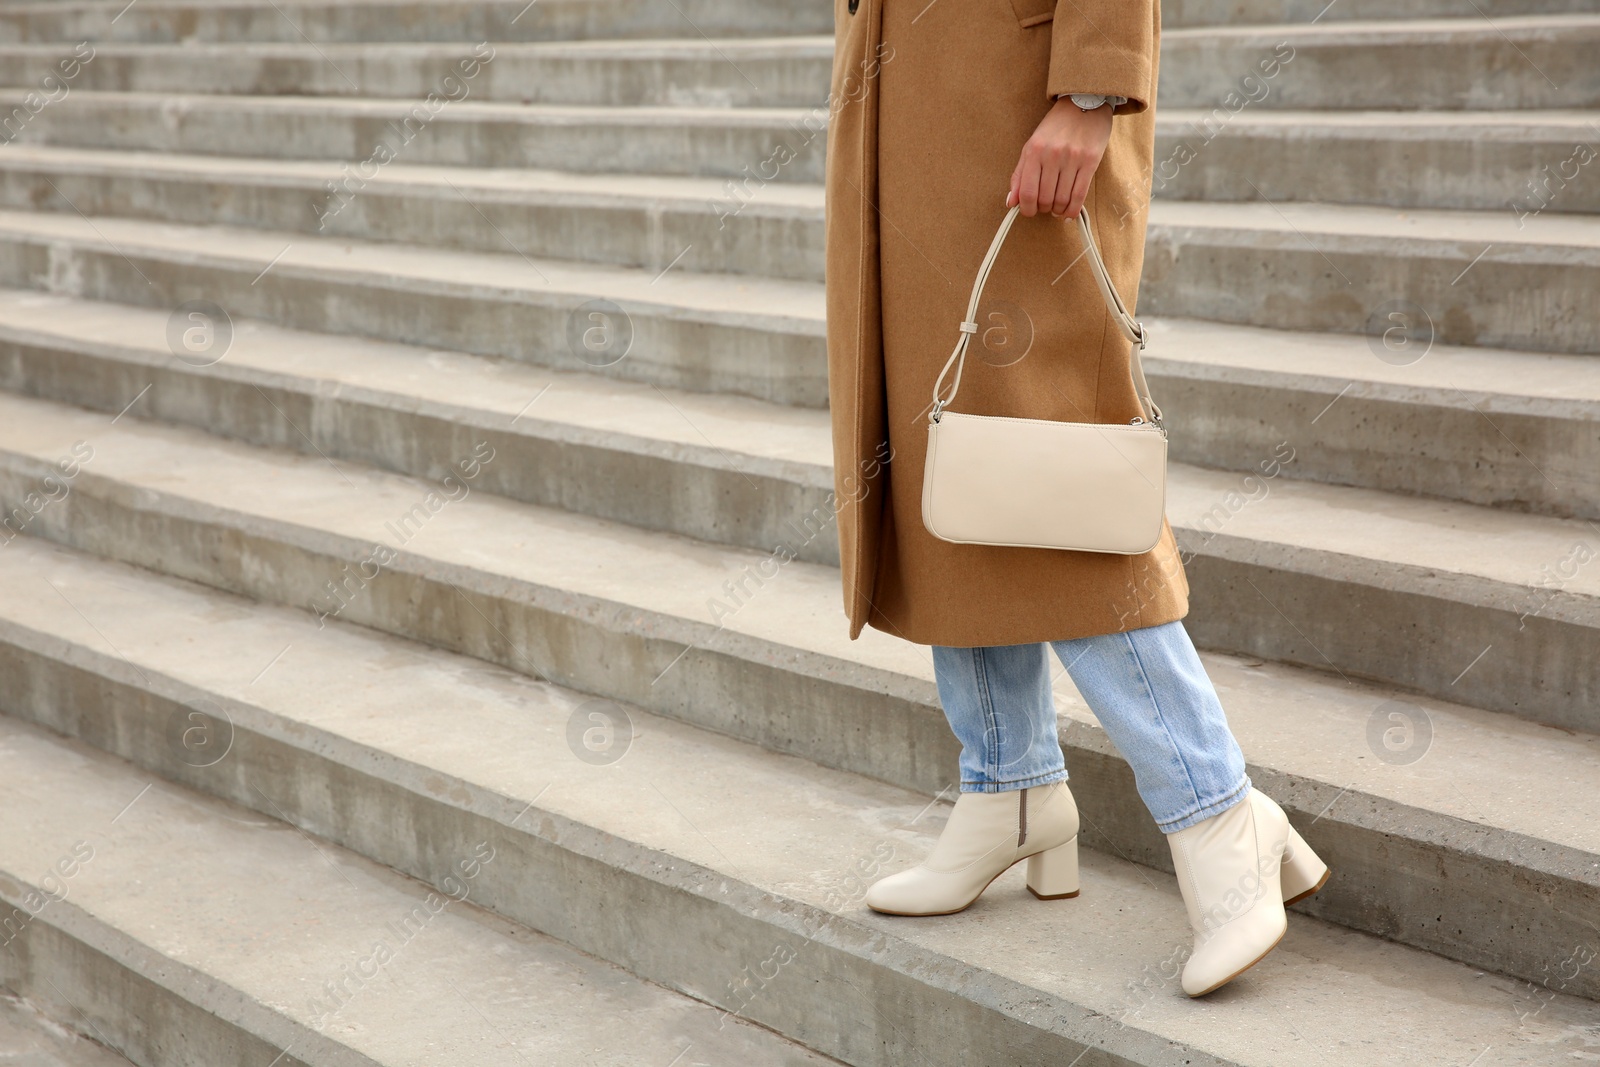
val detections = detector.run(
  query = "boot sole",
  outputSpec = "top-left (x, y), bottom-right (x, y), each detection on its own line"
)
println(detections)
top-left (867, 846), bottom-right (1078, 916)
top-left (1186, 925), bottom-right (1288, 998)
top-left (1284, 866), bottom-right (1331, 908)
top-left (1025, 886), bottom-right (1080, 901)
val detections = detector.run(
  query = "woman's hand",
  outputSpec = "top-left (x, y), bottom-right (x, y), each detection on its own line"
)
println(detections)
top-left (1007, 98), bottom-right (1113, 219)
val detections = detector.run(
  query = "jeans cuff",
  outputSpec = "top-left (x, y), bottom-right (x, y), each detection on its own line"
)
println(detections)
top-left (1154, 774), bottom-right (1252, 833)
top-left (959, 768), bottom-right (1070, 794)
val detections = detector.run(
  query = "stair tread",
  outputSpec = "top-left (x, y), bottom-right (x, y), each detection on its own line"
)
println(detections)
top-left (0, 536), bottom-right (1595, 1063)
top-left (1152, 198), bottom-right (1600, 249)
top-left (0, 388), bottom-right (1597, 856)
top-left (0, 715), bottom-right (843, 1066)
top-left (0, 35), bottom-right (837, 55)
top-left (1156, 107), bottom-right (1600, 131)
top-left (0, 143), bottom-right (825, 208)
top-left (0, 87), bottom-right (820, 123)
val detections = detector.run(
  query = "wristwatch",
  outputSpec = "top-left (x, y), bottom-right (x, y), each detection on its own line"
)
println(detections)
top-left (1067, 93), bottom-right (1120, 112)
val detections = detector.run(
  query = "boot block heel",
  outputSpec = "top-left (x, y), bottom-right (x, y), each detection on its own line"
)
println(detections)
top-left (1280, 822), bottom-right (1330, 906)
top-left (1025, 835), bottom-right (1080, 900)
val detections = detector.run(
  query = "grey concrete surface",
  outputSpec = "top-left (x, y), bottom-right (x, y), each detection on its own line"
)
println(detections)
top-left (1154, 110), bottom-right (1600, 212)
top-left (1142, 200), bottom-right (1600, 354)
top-left (1160, 0), bottom-right (1597, 24)
top-left (0, 548), bottom-right (1596, 1064)
top-left (0, 992), bottom-right (132, 1066)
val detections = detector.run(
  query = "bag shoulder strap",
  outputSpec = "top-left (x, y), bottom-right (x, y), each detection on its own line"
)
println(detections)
top-left (930, 204), bottom-right (1161, 428)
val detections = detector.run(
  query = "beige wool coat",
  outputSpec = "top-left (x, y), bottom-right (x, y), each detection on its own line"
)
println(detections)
top-left (824, 0), bottom-right (1189, 647)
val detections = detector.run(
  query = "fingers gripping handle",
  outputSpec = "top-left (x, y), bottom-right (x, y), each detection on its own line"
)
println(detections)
top-left (930, 206), bottom-right (1159, 426)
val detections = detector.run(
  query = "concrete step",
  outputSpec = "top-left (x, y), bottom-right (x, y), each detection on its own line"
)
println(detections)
top-left (1161, 15), bottom-right (1600, 110)
top-left (0, 992), bottom-right (133, 1066)
top-left (0, 208), bottom-right (829, 407)
top-left (0, 722), bottom-right (848, 1067)
top-left (0, 91), bottom-right (829, 181)
top-left (0, 38), bottom-right (835, 107)
top-left (1155, 109), bottom-right (1600, 213)
top-left (0, 0), bottom-right (834, 44)
top-left (2, 284), bottom-right (1598, 542)
top-left (0, 147), bottom-right (824, 281)
top-left (1141, 200), bottom-right (1600, 355)
top-left (0, 537), bottom-right (1597, 1046)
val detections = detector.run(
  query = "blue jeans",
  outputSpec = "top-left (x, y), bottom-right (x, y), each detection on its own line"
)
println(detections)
top-left (931, 620), bottom-right (1250, 833)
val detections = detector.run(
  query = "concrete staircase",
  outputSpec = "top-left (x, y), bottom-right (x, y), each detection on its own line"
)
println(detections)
top-left (0, 0), bottom-right (1597, 1063)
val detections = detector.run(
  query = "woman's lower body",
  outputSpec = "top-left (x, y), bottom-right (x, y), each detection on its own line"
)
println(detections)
top-left (864, 619), bottom-right (1330, 997)
top-left (933, 619), bottom-right (1247, 832)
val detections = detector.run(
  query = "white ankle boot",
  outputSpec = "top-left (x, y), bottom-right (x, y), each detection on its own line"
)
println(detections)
top-left (1167, 787), bottom-right (1329, 996)
top-left (865, 782), bottom-right (1080, 916)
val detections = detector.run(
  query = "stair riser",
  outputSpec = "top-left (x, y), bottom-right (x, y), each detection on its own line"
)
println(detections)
top-left (0, 0), bottom-right (835, 44)
top-left (0, 46), bottom-right (835, 108)
top-left (1182, 555), bottom-right (1600, 733)
top-left (0, 894), bottom-right (322, 1067)
top-left (1141, 232), bottom-right (1600, 355)
top-left (0, 236), bottom-right (831, 407)
top-left (0, 164), bottom-right (825, 281)
top-left (1158, 370), bottom-right (1600, 520)
top-left (2, 98), bottom-right (829, 183)
top-left (1161, 0), bottom-right (1593, 25)
top-left (0, 338), bottom-right (843, 565)
top-left (1160, 31), bottom-right (1600, 110)
top-left (0, 539), bottom-right (1595, 1006)
top-left (1154, 123), bottom-right (1600, 214)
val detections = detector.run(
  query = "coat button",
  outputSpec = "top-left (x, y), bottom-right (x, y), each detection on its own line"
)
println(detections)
top-left (848, 0), bottom-right (859, 12)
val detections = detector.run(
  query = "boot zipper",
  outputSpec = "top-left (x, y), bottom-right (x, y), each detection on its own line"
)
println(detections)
top-left (1018, 788), bottom-right (1028, 848)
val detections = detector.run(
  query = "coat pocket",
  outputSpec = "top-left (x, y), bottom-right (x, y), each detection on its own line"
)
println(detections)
top-left (1007, 0), bottom-right (1054, 27)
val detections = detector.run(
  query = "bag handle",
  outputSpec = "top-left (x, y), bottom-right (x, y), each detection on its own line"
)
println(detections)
top-left (930, 204), bottom-right (1161, 428)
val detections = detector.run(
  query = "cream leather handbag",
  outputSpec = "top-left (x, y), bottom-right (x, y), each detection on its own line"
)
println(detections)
top-left (922, 204), bottom-right (1167, 553)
